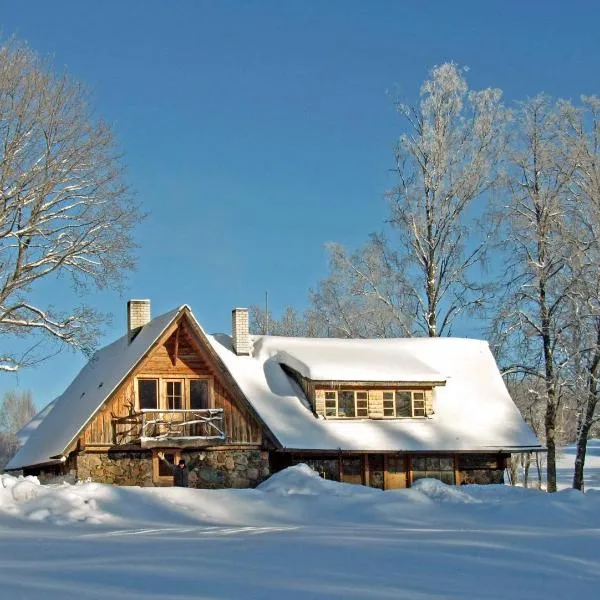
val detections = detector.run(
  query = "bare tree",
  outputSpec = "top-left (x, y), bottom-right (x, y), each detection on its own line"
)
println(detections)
top-left (558, 96), bottom-right (600, 490)
top-left (0, 40), bottom-right (140, 371)
top-left (250, 305), bottom-right (321, 337)
top-left (310, 63), bottom-right (508, 338)
top-left (309, 236), bottom-right (414, 338)
top-left (0, 389), bottom-right (36, 469)
top-left (495, 95), bottom-right (582, 492)
top-left (388, 63), bottom-right (508, 336)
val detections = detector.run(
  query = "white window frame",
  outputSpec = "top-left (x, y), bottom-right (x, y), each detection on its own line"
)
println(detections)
top-left (136, 376), bottom-right (214, 411)
top-left (382, 390), bottom-right (427, 418)
top-left (324, 390), bottom-right (369, 418)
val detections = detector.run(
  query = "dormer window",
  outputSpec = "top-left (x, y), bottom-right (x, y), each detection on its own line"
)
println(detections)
top-left (383, 390), bottom-right (425, 418)
top-left (315, 386), bottom-right (432, 419)
top-left (323, 390), bottom-right (371, 418)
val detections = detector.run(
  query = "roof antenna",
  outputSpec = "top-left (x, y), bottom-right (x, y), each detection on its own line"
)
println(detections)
top-left (265, 290), bottom-right (269, 335)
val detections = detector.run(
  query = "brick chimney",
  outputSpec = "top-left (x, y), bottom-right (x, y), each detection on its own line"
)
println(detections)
top-left (127, 299), bottom-right (151, 342)
top-left (231, 308), bottom-right (251, 355)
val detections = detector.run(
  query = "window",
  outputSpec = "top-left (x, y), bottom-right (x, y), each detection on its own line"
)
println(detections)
top-left (325, 391), bottom-right (337, 417)
top-left (338, 391), bottom-right (356, 418)
top-left (296, 457), bottom-right (340, 481)
top-left (412, 392), bottom-right (425, 417)
top-left (190, 379), bottom-right (209, 410)
top-left (165, 381), bottom-right (183, 409)
top-left (383, 390), bottom-right (427, 418)
top-left (323, 390), bottom-right (369, 418)
top-left (412, 456), bottom-right (455, 485)
top-left (138, 379), bottom-right (158, 409)
top-left (137, 377), bottom-right (212, 411)
top-left (395, 391), bottom-right (411, 417)
top-left (356, 392), bottom-right (368, 417)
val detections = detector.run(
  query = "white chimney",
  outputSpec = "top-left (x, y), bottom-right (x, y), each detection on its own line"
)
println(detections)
top-left (232, 308), bottom-right (251, 355)
top-left (127, 299), bottom-right (151, 342)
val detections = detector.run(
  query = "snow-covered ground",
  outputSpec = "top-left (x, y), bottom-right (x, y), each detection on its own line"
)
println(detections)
top-left (556, 438), bottom-right (600, 490)
top-left (1, 447), bottom-right (600, 599)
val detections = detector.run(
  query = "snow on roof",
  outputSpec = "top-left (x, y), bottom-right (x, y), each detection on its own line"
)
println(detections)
top-left (9, 305), bottom-right (542, 470)
top-left (272, 338), bottom-right (445, 382)
top-left (6, 307), bottom-right (183, 470)
top-left (207, 333), bottom-right (542, 452)
top-left (15, 399), bottom-right (57, 448)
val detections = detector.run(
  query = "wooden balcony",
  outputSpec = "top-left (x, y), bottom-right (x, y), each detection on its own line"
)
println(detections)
top-left (113, 408), bottom-right (225, 448)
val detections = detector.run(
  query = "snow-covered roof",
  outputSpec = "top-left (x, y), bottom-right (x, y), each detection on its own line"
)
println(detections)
top-left (6, 308), bottom-right (183, 470)
top-left (206, 333), bottom-right (542, 452)
top-left (15, 398), bottom-right (57, 448)
top-left (8, 305), bottom-right (542, 470)
top-left (274, 340), bottom-right (445, 382)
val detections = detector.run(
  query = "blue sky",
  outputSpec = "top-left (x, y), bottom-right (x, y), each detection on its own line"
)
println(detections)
top-left (1, 0), bottom-right (600, 408)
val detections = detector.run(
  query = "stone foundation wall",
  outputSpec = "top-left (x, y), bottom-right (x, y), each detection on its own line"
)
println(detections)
top-left (77, 451), bottom-right (154, 486)
top-left (75, 447), bottom-right (271, 488)
top-left (188, 449), bottom-right (270, 489)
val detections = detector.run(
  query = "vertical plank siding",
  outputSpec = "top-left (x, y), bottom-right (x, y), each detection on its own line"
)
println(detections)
top-left (81, 317), bottom-right (262, 447)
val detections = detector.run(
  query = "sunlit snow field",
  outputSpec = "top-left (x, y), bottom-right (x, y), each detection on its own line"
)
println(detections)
top-left (1, 442), bottom-right (600, 599)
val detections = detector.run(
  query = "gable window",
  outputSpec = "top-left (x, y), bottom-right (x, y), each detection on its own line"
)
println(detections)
top-left (138, 379), bottom-right (158, 409)
top-left (137, 377), bottom-right (212, 411)
top-left (165, 380), bottom-right (183, 409)
top-left (383, 390), bottom-right (426, 418)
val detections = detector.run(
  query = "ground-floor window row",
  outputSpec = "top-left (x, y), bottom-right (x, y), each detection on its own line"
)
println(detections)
top-left (278, 453), bottom-right (506, 489)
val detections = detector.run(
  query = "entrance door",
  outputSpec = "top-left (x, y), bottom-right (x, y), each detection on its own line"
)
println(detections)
top-left (384, 455), bottom-right (407, 489)
top-left (368, 455), bottom-right (385, 489)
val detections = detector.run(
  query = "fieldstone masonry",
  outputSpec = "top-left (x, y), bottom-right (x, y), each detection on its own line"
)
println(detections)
top-left (77, 451), bottom-right (154, 486)
top-left (75, 448), bottom-right (270, 488)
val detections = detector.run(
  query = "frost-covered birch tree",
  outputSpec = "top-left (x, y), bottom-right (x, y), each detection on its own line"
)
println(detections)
top-left (0, 40), bottom-right (140, 371)
top-left (310, 63), bottom-right (508, 338)
top-left (494, 95), bottom-right (582, 492)
top-left (308, 235), bottom-right (414, 338)
top-left (389, 63), bottom-right (508, 336)
top-left (559, 96), bottom-right (600, 491)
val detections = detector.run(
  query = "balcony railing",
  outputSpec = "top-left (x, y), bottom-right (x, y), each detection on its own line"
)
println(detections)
top-left (113, 408), bottom-right (225, 447)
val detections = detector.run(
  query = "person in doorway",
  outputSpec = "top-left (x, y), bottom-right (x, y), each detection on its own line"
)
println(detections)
top-left (157, 452), bottom-right (198, 487)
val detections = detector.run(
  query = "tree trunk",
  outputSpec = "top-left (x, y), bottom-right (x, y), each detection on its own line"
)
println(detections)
top-left (573, 427), bottom-right (590, 491)
top-left (573, 393), bottom-right (598, 490)
top-left (545, 399), bottom-right (558, 492)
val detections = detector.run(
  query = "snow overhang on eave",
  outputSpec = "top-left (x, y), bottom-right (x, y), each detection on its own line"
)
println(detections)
top-left (306, 378), bottom-right (447, 387)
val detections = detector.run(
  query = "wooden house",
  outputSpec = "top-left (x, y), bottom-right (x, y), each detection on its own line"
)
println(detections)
top-left (7, 300), bottom-right (543, 489)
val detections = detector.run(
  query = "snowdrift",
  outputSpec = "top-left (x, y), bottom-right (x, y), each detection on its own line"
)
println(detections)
top-left (2, 463), bottom-right (600, 530)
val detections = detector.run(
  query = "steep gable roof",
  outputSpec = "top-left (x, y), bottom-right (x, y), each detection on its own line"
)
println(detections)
top-left (207, 334), bottom-right (543, 452)
top-left (9, 305), bottom-right (543, 470)
top-left (7, 307), bottom-right (182, 470)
